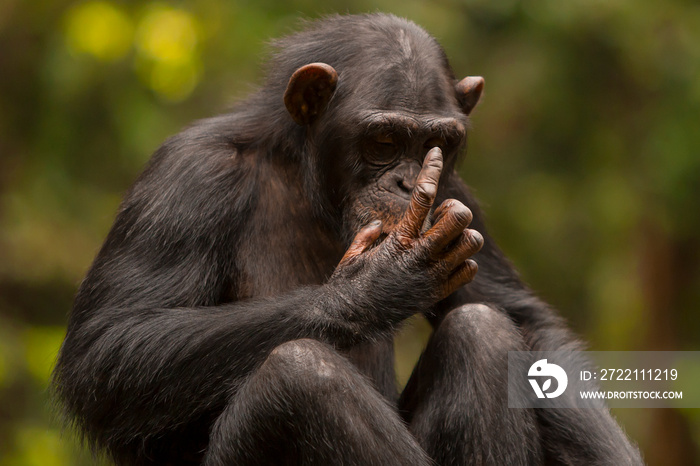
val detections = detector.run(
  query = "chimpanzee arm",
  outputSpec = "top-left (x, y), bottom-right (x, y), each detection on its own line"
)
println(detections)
top-left (56, 130), bottom-right (373, 434)
top-left (54, 141), bottom-right (477, 453)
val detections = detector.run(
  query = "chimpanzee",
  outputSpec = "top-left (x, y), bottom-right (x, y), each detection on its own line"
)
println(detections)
top-left (53, 13), bottom-right (643, 466)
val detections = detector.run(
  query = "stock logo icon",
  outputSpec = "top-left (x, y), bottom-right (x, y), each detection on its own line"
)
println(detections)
top-left (528, 359), bottom-right (568, 399)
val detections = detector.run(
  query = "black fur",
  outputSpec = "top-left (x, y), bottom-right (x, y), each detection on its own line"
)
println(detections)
top-left (53, 13), bottom-right (643, 466)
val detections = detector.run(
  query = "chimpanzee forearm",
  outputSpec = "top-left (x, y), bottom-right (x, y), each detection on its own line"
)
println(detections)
top-left (55, 282), bottom-right (414, 444)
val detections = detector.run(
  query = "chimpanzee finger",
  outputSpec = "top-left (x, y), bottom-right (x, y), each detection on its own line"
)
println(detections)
top-left (338, 220), bottom-right (383, 265)
top-left (422, 200), bottom-right (473, 253)
top-left (396, 147), bottom-right (443, 241)
top-left (442, 229), bottom-right (484, 270)
top-left (441, 259), bottom-right (479, 298)
top-left (430, 199), bottom-right (456, 227)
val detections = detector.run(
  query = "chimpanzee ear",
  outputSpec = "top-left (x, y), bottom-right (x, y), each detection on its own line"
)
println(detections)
top-left (284, 63), bottom-right (338, 125)
top-left (455, 76), bottom-right (484, 115)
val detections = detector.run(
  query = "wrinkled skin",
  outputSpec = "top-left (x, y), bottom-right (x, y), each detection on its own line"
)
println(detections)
top-left (333, 148), bottom-right (482, 314)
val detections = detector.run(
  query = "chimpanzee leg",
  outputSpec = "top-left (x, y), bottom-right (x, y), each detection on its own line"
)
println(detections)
top-left (399, 304), bottom-right (543, 466)
top-left (203, 338), bottom-right (431, 466)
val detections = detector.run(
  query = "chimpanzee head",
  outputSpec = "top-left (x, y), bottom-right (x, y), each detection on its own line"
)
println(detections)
top-left (280, 14), bottom-right (483, 241)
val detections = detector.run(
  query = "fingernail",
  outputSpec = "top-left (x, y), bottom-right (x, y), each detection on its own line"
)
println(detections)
top-left (371, 219), bottom-right (382, 226)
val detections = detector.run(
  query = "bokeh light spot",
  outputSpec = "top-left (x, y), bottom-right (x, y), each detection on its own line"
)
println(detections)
top-left (24, 327), bottom-right (66, 386)
top-left (149, 59), bottom-right (202, 102)
top-left (4, 426), bottom-right (71, 466)
top-left (134, 5), bottom-right (201, 100)
top-left (136, 5), bottom-right (198, 64)
top-left (64, 1), bottom-right (133, 62)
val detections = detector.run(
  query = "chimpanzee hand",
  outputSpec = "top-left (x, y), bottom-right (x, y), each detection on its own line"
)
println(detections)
top-left (327, 147), bottom-right (484, 326)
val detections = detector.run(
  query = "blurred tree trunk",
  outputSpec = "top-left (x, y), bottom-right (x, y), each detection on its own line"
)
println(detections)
top-left (640, 220), bottom-right (698, 466)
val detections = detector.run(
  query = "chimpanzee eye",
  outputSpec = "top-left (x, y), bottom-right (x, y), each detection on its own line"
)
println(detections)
top-left (363, 133), bottom-right (399, 165)
top-left (374, 134), bottom-right (395, 147)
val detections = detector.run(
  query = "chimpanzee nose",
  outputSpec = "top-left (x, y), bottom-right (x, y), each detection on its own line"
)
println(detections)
top-left (380, 162), bottom-right (421, 199)
top-left (397, 177), bottom-right (415, 194)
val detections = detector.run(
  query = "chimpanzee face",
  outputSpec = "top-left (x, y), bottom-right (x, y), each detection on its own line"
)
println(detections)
top-left (336, 109), bottom-right (467, 238)
top-left (282, 47), bottom-right (482, 243)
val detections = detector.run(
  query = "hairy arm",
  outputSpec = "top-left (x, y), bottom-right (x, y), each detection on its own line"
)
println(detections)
top-left (53, 142), bottom-right (478, 446)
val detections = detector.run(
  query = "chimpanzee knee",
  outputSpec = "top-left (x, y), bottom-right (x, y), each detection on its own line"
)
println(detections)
top-left (206, 338), bottom-right (431, 466)
top-left (264, 338), bottom-right (347, 384)
top-left (435, 303), bottom-right (527, 357)
top-left (401, 304), bottom-right (542, 465)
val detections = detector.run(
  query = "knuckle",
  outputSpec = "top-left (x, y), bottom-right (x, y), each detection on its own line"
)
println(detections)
top-left (413, 184), bottom-right (436, 205)
top-left (468, 230), bottom-right (484, 250)
top-left (390, 232), bottom-right (413, 250)
top-left (397, 236), bottom-right (413, 250)
top-left (450, 202), bottom-right (472, 225)
top-left (419, 181), bottom-right (437, 197)
top-left (466, 259), bottom-right (479, 277)
top-left (437, 199), bottom-right (457, 213)
top-left (427, 158), bottom-right (443, 170)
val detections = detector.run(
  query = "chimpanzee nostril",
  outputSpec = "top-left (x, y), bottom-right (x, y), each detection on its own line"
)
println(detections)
top-left (398, 178), bottom-right (414, 193)
top-left (379, 164), bottom-right (421, 199)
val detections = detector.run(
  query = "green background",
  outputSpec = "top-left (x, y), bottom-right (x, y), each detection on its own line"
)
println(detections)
top-left (1, 0), bottom-right (699, 464)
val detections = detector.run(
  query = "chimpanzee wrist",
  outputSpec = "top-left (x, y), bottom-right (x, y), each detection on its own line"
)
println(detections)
top-left (320, 273), bottom-right (428, 337)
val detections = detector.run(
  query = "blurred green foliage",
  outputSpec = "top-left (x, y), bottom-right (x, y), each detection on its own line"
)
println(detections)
top-left (1, 0), bottom-right (699, 464)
